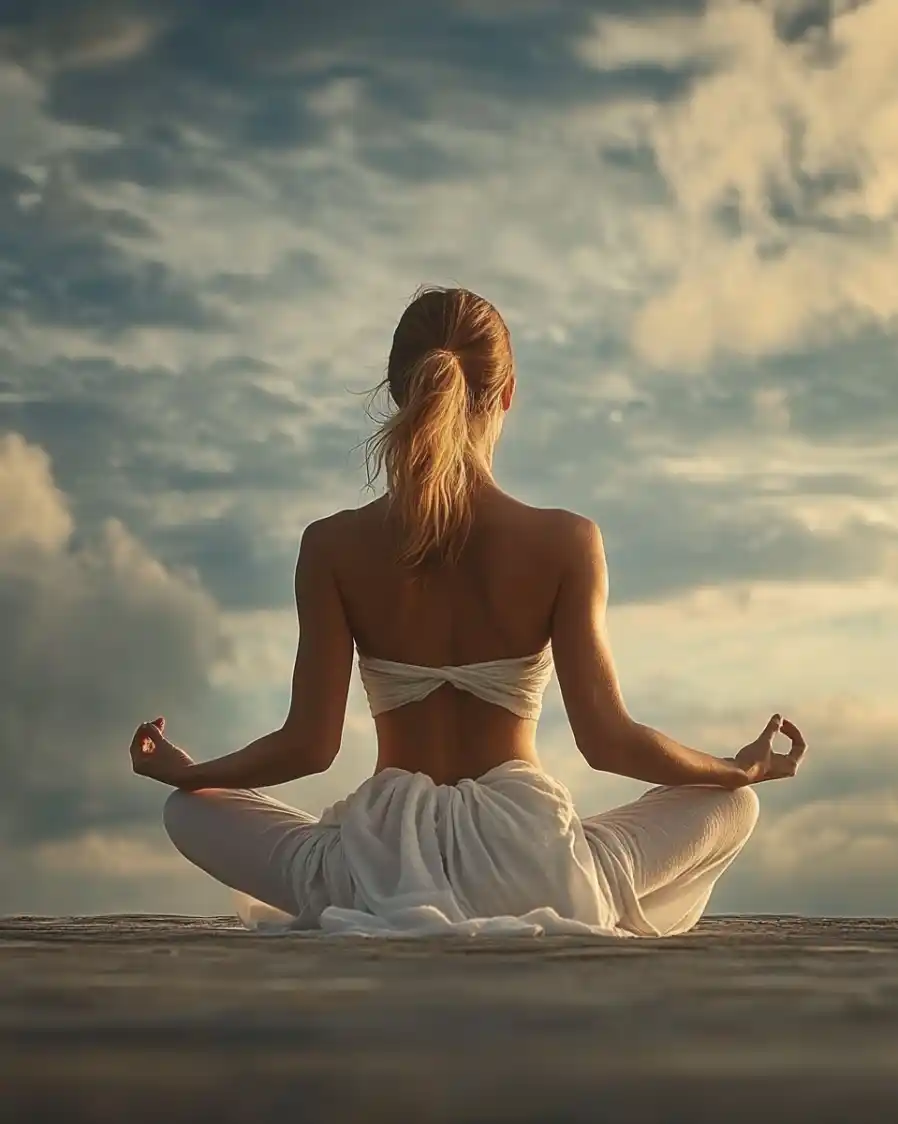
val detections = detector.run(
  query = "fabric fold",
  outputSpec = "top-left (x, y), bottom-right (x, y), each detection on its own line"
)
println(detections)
top-left (357, 647), bottom-right (555, 720)
top-left (231, 760), bottom-right (758, 938)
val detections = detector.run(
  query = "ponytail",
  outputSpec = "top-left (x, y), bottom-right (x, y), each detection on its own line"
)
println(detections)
top-left (366, 348), bottom-right (482, 567)
top-left (366, 286), bottom-right (513, 570)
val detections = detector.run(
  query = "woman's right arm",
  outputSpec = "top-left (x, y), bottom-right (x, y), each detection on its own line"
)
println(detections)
top-left (551, 515), bottom-right (750, 790)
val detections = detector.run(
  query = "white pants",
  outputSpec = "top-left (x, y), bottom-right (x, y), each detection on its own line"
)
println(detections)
top-left (163, 764), bottom-right (759, 937)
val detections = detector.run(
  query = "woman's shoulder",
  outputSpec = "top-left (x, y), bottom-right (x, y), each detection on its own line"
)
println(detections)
top-left (499, 496), bottom-right (600, 540)
top-left (298, 498), bottom-right (388, 553)
top-left (495, 501), bottom-right (605, 579)
top-left (300, 496), bottom-right (600, 564)
top-left (307, 495), bottom-right (598, 532)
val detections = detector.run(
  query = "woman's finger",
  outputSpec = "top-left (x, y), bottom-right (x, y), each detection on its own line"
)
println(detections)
top-left (129, 726), bottom-right (149, 756)
top-left (780, 718), bottom-right (807, 761)
top-left (769, 755), bottom-right (797, 780)
top-left (134, 722), bottom-right (163, 755)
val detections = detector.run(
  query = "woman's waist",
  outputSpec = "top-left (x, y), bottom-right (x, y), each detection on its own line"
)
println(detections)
top-left (371, 704), bottom-right (539, 782)
top-left (372, 743), bottom-right (542, 788)
top-left (318, 749), bottom-right (574, 835)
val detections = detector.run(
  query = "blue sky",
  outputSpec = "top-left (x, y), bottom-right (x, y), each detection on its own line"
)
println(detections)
top-left (1, 0), bottom-right (896, 917)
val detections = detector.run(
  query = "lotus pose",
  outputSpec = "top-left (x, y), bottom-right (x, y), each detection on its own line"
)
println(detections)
top-left (130, 286), bottom-right (807, 937)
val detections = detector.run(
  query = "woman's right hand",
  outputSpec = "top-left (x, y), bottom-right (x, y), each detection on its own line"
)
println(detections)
top-left (129, 716), bottom-right (196, 787)
top-left (733, 714), bottom-right (808, 784)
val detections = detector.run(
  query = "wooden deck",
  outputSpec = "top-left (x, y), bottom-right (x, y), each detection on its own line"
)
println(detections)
top-left (3, 915), bottom-right (898, 1122)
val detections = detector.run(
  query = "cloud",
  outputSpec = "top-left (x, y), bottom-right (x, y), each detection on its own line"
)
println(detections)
top-left (0, 347), bottom-right (371, 611)
top-left (0, 158), bottom-right (226, 332)
top-left (0, 433), bottom-right (227, 848)
top-left (575, 0), bottom-right (898, 368)
top-left (738, 790), bottom-right (898, 915)
top-left (607, 581), bottom-right (898, 712)
top-left (34, 830), bottom-right (185, 877)
top-left (0, 829), bottom-right (230, 915)
top-left (3, 1), bottom-right (894, 610)
top-left (0, 432), bottom-right (379, 913)
top-left (1, 0), bottom-right (698, 140)
top-left (0, 431), bottom-right (73, 549)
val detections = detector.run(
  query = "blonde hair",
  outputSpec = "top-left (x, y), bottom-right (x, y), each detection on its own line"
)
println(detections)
top-left (366, 286), bottom-right (514, 568)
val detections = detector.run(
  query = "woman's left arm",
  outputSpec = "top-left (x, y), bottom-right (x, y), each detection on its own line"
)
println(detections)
top-left (137, 517), bottom-right (354, 791)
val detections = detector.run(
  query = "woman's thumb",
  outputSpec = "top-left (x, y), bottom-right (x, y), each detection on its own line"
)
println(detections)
top-left (763, 713), bottom-right (782, 741)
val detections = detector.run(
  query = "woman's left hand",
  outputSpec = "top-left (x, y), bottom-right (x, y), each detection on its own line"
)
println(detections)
top-left (733, 714), bottom-right (808, 784)
top-left (129, 717), bottom-right (196, 787)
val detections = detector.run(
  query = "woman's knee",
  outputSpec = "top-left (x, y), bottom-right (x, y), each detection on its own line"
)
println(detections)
top-left (720, 784), bottom-right (760, 840)
top-left (162, 788), bottom-right (196, 849)
top-left (163, 788), bottom-right (227, 854)
top-left (163, 787), bottom-right (253, 858)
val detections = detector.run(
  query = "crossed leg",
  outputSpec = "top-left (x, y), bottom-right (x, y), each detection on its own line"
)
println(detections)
top-left (581, 784), bottom-right (760, 936)
top-left (163, 787), bottom-right (324, 916)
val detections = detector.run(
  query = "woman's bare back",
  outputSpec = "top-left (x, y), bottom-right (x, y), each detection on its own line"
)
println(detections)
top-left (327, 486), bottom-right (572, 783)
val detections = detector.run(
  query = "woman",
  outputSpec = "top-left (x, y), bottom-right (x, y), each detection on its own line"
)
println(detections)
top-left (130, 286), bottom-right (807, 937)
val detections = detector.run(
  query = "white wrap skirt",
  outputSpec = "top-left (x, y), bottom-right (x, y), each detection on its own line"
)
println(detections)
top-left (164, 760), bottom-right (759, 937)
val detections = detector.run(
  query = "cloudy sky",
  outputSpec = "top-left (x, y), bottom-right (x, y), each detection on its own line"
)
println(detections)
top-left (1, 0), bottom-right (896, 919)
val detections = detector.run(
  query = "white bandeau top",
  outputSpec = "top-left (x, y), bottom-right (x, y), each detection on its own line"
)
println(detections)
top-left (357, 645), bottom-right (554, 721)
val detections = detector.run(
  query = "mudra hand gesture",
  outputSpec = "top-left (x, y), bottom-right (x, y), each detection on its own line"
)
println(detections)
top-left (734, 714), bottom-right (807, 784)
top-left (129, 717), bottom-right (195, 787)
